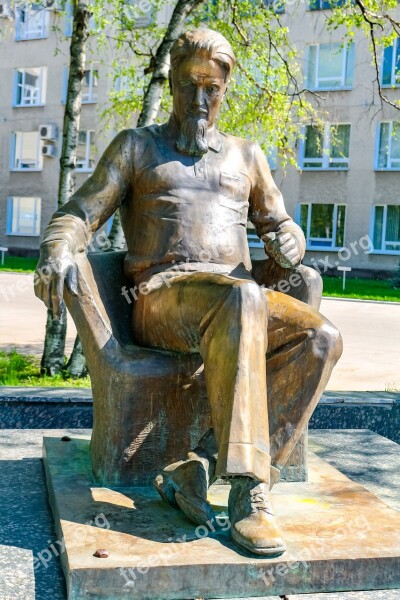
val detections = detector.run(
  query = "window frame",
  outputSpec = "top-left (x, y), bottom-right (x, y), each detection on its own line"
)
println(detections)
top-left (299, 123), bottom-right (351, 171)
top-left (13, 67), bottom-right (46, 107)
top-left (15, 5), bottom-right (49, 41)
top-left (296, 202), bottom-right (347, 251)
top-left (369, 205), bottom-right (400, 255)
top-left (246, 222), bottom-right (264, 249)
top-left (76, 129), bottom-right (96, 172)
top-left (6, 196), bottom-right (41, 236)
top-left (63, 64), bottom-right (98, 104)
top-left (375, 121), bottom-right (400, 171)
top-left (10, 131), bottom-right (43, 172)
top-left (381, 38), bottom-right (400, 88)
top-left (306, 42), bottom-right (354, 91)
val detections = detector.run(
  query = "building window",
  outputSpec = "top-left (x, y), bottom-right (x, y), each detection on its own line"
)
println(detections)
top-left (113, 63), bottom-right (130, 95)
top-left (263, 0), bottom-right (285, 14)
top-left (6, 197), bottom-right (41, 236)
top-left (299, 123), bottom-right (350, 170)
top-left (247, 223), bottom-right (264, 248)
top-left (297, 203), bottom-right (346, 250)
top-left (371, 205), bottom-right (400, 254)
top-left (381, 38), bottom-right (400, 87)
top-left (309, 0), bottom-right (350, 9)
top-left (120, 0), bottom-right (153, 28)
top-left (266, 146), bottom-right (278, 171)
top-left (64, 0), bottom-right (73, 36)
top-left (10, 131), bottom-right (43, 170)
top-left (82, 64), bottom-right (99, 103)
top-left (15, 5), bottom-right (49, 40)
top-left (306, 43), bottom-right (355, 90)
top-left (13, 67), bottom-right (46, 106)
top-left (376, 122), bottom-right (400, 170)
top-left (64, 1), bottom-right (96, 36)
top-left (76, 130), bottom-right (95, 171)
top-left (62, 64), bottom-right (98, 103)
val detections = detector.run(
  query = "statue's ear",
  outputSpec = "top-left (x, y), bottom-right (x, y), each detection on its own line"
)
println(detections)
top-left (168, 71), bottom-right (173, 95)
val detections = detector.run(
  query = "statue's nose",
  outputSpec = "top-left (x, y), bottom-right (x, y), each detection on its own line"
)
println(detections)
top-left (193, 87), bottom-right (205, 107)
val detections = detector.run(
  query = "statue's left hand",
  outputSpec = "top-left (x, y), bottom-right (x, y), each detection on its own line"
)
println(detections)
top-left (262, 230), bottom-right (303, 269)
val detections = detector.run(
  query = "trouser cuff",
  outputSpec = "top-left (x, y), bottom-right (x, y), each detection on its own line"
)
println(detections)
top-left (216, 443), bottom-right (271, 483)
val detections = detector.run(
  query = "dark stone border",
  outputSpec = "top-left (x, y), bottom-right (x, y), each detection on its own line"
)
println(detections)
top-left (310, 391), bottom-right (400, 445)
top-left (1, 388), bottom-right (399, 444)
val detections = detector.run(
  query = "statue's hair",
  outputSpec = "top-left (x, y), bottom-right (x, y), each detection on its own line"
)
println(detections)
top-left (170, 28), bottom-right (236, 80)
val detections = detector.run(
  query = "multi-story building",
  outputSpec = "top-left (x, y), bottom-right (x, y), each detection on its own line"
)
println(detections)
top-left (248, 3), bottom-right (400, 275)
top-left (1, 1), bottom-right (399, 274)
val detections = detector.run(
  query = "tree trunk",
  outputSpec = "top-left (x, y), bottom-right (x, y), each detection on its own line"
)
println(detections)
top-left (41, 308), bottom-right (68, 376)
top-left (137, 0), bottom-right (206, 128)
top-left (108, 209), bottom-right (127, 251)
top-left (65, 335), bottom-right (88, 377)
top-left (41, 0), bottom-right (92, 376)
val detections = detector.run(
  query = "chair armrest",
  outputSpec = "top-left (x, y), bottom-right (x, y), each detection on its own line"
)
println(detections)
top-left (252, 258), bottom-right (323, 310)
top-left (64, 253), bottom-right (116, 359)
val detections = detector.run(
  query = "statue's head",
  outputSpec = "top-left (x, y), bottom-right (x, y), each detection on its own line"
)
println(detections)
top-left (169, 28), bottom-right (236, 156)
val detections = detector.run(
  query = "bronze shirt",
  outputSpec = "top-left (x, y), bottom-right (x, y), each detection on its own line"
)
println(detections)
top-left (42, 117), bottom-right (303, 283)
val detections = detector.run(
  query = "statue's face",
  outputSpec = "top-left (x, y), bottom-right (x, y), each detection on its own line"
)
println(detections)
top-left (171, 54), bottom-right (228, 128)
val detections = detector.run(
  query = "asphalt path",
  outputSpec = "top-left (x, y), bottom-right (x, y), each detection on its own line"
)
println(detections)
top-left (0, 272), bottom-right (399, 392)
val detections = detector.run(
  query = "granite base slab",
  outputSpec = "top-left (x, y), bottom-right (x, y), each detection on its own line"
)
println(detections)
top-left (42, 436), bottom-right (400, 600)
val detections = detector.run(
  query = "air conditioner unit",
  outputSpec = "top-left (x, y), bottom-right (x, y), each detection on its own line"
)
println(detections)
top-left (42, 143), bottom-right (57, 158)
top-left (40, 124), bottom-right (58, 140)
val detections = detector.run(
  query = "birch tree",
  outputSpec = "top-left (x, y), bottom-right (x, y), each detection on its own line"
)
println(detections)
top-left (41, 0), bottom-right (92, 376)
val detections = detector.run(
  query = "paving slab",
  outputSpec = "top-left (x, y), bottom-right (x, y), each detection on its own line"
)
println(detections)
top-left (309, 429), bottom-right (400, 511)
top-left (43, 435), bottom-right (400, 600)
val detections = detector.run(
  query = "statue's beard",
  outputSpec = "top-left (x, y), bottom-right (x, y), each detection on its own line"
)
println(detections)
top-left (176, 116), bottom-right (209, 156)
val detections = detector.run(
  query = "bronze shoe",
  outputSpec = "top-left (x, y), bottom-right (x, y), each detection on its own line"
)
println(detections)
top-left (228, 477), bottom-right (286, 556)
top-left (153, 458), bottom-right (216, 526)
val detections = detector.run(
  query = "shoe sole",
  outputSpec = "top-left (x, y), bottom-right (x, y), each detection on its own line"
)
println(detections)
top-left (175, 491), bottom-right (216, 527)
top-left (153, 478), bottom-right (178, 508)
top-left (231, 529), bottom-right (287, 557)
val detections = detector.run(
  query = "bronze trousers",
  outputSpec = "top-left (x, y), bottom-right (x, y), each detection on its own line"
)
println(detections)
top-left (132, 269), bottom-right (342, 484)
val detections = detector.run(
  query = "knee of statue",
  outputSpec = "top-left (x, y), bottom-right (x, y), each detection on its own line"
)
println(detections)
top-left (230, 281), bottom-right (267, 312)
top-left (298, 264), bottom-right (323, 295)
top-left (313, 321), bottom-right (343, 364)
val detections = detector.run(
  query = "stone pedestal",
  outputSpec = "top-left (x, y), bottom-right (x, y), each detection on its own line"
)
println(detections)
top-left (43, 435), bottom-right (400, 600)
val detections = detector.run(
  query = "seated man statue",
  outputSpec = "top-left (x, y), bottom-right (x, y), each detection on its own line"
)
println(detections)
top-left (35, 28), bottom-right (342, 557)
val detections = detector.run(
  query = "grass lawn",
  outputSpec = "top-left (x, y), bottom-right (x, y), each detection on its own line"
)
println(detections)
top-left (0, 350), bottom-right (91, 388)
top-left (1, 256), bottom-right (399, 301)
top-left (322, 276), bottom-right (400, 302)
top-left (0, 255), bottom-right (37, 273)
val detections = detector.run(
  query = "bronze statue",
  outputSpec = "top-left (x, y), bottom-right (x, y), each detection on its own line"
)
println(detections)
top-left (35, 28), bottom-right (342, 557)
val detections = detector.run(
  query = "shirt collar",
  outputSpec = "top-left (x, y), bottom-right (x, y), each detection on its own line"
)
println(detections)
top-left (162, 114), bottom-right (223, 154)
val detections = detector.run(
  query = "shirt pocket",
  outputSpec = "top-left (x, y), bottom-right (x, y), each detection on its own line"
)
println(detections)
top-left (219, 172), bottom-right (247, 200)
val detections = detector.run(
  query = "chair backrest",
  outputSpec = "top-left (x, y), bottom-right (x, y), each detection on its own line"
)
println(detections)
top-left (87, 251), bottom-right (133, 347)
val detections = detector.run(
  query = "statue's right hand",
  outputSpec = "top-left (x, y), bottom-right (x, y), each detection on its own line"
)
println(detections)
top-left (34, 241), bottom-right (78, 319)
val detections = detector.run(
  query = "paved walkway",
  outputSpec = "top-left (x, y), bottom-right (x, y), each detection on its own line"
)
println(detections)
top-left (0, 272), bottom-right (77, 357)
top-left (0, 272), bottom-right (399, 391)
